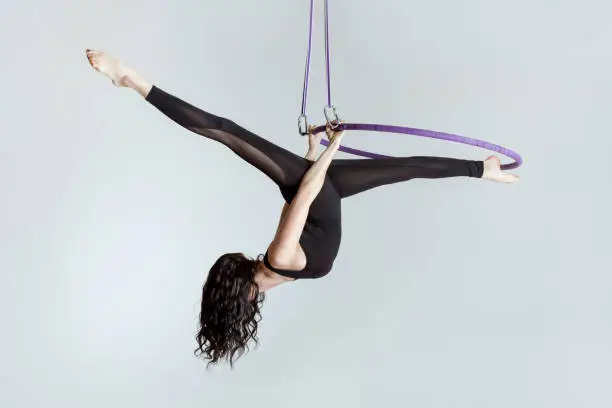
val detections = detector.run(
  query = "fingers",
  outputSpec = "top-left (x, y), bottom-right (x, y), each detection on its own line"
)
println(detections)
top-left (325, 122), bottom-right (333, 136)
top-left (308, 126), bottom-right (322, 140)
top-left (324, 120), bottom-right (346, 145)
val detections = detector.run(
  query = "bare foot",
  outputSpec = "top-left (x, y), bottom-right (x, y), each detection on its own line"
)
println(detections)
top-left (482, 156), bottom-right (519, 183)
top-left (85, 49), bottom-right (152, 97)
top-left (85, 49), bottom-right (133, 87)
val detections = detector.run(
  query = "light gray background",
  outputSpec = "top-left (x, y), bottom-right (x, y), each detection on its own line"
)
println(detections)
top-left (1, 0), bottom-right (610, 407)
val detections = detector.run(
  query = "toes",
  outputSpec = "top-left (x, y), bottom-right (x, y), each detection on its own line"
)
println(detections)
top-left (86, 49), bottom-right (101, 58)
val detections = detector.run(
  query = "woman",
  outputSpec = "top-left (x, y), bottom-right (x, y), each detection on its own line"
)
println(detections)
top-left (86, 49), bottom-right (519, 367)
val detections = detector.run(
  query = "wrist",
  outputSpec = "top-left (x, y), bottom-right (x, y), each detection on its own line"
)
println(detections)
top-left (328, 139), bottom-right (341, 150)
top-left (305, 148), bottom-right (316, 160)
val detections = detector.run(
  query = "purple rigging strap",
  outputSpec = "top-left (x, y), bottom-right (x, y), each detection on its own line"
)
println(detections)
top-left (300, 0), bottom-right (336, 124)
top-left (324, 0), bottom-right (332, 107)
top-left (300, 0), bottom-right (315, 117)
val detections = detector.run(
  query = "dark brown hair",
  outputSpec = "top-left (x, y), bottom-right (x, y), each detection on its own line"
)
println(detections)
top-left (194, 252), bottom-right (265, 368)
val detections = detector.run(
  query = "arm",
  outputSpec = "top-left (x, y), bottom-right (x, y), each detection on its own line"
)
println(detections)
top-left (273, 137), bottom-right (321, 236)
top-left (274, 202), bottom-right (289, 237)
top-left (268, 130), bottom-right (343, 265)
top-left (305, 144), bottom-right (318, 161)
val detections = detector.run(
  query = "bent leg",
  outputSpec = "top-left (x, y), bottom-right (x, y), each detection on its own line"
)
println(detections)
top-left (327, 156), bottom-right (483, 199)
top-left (146, 86), bottom-right (310, 188)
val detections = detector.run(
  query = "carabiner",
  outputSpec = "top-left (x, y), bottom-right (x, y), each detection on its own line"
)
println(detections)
top-left (324, 105), bottom-right (341, 129)
top-left (298, 114), bottom-right (309, 136)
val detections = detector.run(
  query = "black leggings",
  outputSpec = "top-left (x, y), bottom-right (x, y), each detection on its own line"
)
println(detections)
top-left (145, 86), bottom-right (483, 219)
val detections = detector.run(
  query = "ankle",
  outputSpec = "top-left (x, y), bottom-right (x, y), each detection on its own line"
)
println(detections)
top-left (123, 71), bottom-right (152, 98)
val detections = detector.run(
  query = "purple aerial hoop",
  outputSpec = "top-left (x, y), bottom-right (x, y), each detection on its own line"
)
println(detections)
top-left (298, 0), bottom-right (523, 171)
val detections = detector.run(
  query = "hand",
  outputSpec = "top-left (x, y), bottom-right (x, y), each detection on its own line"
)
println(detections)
top-left (307, 125), bottom-right (323, 151)
top-left (325, 120), bottom-right (345, 145)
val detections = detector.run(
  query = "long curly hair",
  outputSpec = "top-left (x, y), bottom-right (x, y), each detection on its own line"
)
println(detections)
top-left (194, 252), bottom-right (265, 368)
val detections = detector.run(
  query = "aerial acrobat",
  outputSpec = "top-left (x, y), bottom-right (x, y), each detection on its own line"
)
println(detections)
top-left (85, 0), bottom-right (521, 369)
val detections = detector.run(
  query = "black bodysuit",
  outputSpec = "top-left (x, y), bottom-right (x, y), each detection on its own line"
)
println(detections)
top-left (146, 86), bottom-right (483, 280)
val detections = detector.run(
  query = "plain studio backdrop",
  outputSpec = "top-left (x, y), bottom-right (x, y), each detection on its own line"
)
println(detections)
top-left (1, 0), bottom-right (609, 407)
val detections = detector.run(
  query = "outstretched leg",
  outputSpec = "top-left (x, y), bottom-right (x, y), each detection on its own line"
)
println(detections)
top-left (327, 155), bottom-right (517, 199)
top-left (86, 49), bottom-right (310, 188)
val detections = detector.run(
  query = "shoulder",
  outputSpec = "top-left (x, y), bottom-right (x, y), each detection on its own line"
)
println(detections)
top-left (267, 242), bottom-right (306, 270)
top-left (266, 242), bottom-right (296, 268)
